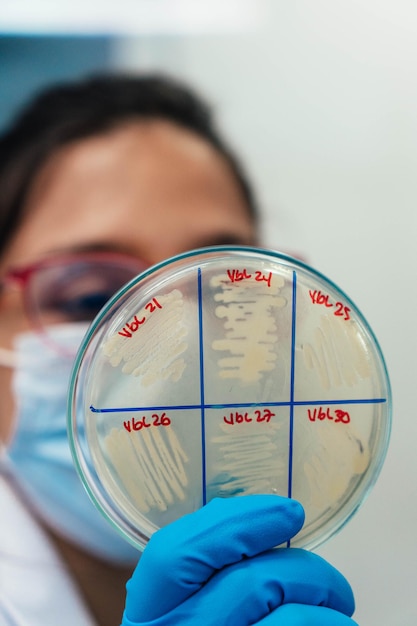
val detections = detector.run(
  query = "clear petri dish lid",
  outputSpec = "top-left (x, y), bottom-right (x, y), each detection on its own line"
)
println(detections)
top-left (68, 246), bottom-right (392, 551)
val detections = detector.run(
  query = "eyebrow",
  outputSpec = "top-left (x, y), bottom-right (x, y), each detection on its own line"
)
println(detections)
top-left (45, 242), bottom-right (140, 258)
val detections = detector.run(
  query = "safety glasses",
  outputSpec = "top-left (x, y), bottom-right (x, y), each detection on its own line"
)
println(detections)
top-left (2, 252), bottom-right (148, 350)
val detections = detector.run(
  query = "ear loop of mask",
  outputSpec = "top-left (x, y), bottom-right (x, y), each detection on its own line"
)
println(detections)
top-left (0, 347), bottom-right (19, 368)
top-left (0, 346), bottom-right (40, 368)
top-left (0, 323), bottom-right (88, 368)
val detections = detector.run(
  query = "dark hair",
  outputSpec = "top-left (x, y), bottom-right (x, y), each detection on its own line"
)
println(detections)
top-left (0, 73), bottom-right (258, 256)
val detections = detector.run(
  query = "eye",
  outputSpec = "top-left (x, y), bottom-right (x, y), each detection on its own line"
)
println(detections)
top-left (34, 263), bottom-right (139, 323)
top-left (55, 289), bottom-right (116, 320)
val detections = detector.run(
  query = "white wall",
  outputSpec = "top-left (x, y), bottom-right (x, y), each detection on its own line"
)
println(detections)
top-left (115, 3), bottom-right (417, 623)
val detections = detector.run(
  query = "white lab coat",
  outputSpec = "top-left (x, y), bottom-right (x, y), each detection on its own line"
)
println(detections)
top-left (0, 474), bottom-right (96, 626)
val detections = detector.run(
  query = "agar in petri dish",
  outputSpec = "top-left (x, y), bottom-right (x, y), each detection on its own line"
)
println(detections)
top-left (68, 246), bottom-right (392, 551)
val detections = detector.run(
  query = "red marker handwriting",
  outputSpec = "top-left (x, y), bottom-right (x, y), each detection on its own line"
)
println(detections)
top-left (227, 269), bottom-right (272, 287)
top-left (118, 297), bottom-right (162, 338)
top-left (123, 412), bottom-right (171, 432)
top-left (308, 406), bottom-right (350, 424)
top-left (223, 408), bottom-right (275, 425)
top-left (309, 290), bottom-right (351, 321)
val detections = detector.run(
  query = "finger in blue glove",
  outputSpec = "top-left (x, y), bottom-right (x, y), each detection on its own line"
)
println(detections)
top-left (125, 494), bottom-right (304, 621)
top-left (258, 604), bottom-right (359, 625)
top-left (122, 495), bottom-right (356, 626)
top-left (141, 547), bottom-right (355, 625)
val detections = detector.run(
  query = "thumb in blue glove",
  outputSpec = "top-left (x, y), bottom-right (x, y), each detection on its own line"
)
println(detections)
top-left (121, 494), bottom-right (358, 626)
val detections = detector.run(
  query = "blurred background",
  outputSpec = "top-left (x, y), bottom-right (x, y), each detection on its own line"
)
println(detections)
top-left (1, 1), bottom-right (416, 623)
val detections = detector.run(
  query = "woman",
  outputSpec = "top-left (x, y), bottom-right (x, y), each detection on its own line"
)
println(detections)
top-left (0, 73), bottom-right (357, 625)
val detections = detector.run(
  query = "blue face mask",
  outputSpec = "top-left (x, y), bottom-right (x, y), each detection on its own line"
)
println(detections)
top-left (2, 324), bottom-right (140, 565)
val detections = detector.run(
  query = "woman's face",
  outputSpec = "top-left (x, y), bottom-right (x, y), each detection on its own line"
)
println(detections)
top-left (0, 119), bottom-right (257, 442)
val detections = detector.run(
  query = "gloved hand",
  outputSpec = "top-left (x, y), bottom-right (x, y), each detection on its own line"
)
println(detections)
top-left (121, 495), bottom-right (358, 625)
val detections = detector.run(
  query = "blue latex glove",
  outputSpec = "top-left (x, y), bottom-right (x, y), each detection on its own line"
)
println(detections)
top-left (121, 495), bottom-right (358, 625)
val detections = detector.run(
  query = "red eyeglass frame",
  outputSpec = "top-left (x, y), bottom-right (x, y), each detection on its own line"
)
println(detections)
top-left (1, 251), bottom-right (149, 353)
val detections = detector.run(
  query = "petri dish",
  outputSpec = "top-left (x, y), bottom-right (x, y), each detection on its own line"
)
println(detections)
top-left (68, 246), bottom-right (391, 551)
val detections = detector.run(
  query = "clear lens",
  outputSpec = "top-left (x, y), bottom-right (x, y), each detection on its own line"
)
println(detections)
top-left (29, 258), bottom-right (144, 328)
